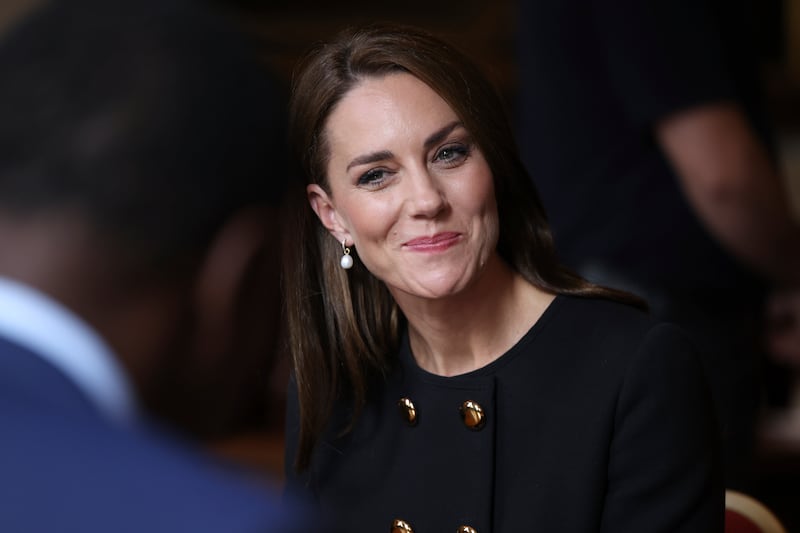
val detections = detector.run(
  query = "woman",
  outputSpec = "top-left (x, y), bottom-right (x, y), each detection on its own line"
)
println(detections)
top-left (283, 24), bottom-right (722, 533)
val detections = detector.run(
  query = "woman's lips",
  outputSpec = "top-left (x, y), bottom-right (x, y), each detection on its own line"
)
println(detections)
top-left (404, 232), bottom-right (461, 251)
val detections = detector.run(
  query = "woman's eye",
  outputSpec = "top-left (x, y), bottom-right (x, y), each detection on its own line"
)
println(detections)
top-left (434, 144), bottom-right (469, 165)
top-left (357, 168), bottom-right (388, 186)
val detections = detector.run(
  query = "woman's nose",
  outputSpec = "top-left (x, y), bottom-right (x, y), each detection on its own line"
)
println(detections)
top-left (406, 167), bottom-right (446, 218)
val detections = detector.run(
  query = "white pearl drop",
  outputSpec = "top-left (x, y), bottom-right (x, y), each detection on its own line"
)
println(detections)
top-left (340, 254), bottom-right (354, 269)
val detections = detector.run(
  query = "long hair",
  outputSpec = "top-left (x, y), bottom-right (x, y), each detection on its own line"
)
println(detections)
top-left (285, 24), bottom-right (644, 470)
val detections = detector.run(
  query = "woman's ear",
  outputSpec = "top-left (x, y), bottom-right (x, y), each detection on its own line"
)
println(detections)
top-left (307, 184), bottom-right (351, 243)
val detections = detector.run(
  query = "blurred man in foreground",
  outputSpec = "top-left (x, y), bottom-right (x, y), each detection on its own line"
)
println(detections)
top-left (0, 0), bottom-right (305, 530)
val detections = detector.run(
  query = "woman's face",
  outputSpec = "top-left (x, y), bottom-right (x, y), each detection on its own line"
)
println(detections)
top-left (308, 72), bottom-right (499, 301)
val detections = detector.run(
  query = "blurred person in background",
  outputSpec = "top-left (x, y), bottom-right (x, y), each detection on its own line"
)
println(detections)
top-left (0, 0), bottom-right (308, 530)
top-left (515, 0), bottom-right (800, 489)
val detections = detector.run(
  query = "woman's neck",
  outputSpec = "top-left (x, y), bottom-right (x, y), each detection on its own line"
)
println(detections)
top-left (395, 255), bottom-right (555, 377)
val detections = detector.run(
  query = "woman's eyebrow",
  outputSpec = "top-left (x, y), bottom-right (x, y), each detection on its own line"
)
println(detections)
top-left (346, 150), bottom-right (394, 172)
top-left (345, 121), bottom-right (463, 172)
top-left (424, 121), bottom-right (463, 150)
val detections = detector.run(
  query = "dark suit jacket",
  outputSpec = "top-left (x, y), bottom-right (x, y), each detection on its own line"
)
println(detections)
top-left (285, 295), bottom-right (724, 532)
top-left (0, 336), bottom-right (303, 533)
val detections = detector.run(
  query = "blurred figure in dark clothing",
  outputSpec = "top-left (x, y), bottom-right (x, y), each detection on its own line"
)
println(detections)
top-left (515, 0), bottom-right (800, 489)
top-left (0, 0), bottom-right (309, 530)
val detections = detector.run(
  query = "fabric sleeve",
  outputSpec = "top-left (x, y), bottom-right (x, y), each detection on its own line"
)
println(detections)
top-left (589, 0), bottom-right (736, 126)
top-left (600, 323), bottom-right (724, 532)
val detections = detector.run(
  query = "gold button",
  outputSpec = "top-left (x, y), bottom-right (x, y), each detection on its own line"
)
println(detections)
top-left (391, 518), bottom-right (413, 532)
top-left (457, 527), bottom-right (477, 533)
top-left (398, 397), bottom-right (418, 426)
top-left (459, 400), bottom-right (486, 430)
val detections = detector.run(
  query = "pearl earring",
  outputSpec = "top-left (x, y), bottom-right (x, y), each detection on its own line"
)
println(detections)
top-left (340, 240), bottom-right (353, 269)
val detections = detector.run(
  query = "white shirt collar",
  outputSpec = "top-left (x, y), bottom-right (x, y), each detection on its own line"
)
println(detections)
top-left (0, 276), bottom-right (138, 425)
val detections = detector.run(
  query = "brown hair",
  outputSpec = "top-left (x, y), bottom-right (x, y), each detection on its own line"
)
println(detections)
top-left (284, 24), bottom-right (643, 470)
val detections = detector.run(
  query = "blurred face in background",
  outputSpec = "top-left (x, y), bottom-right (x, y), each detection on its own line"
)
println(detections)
top-left (308, 72), bottom-right (500, 302)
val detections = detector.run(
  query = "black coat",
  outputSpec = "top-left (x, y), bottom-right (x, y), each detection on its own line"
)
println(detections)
top-left (285, 296), bottom-right (724, 532)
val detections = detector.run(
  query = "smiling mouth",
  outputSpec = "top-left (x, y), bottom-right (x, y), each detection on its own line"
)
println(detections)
top-left (404, 232), bottom-right (461, 251)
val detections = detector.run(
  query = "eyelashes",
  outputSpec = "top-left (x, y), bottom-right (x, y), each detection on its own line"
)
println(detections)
top-left (355, 141), bottom-right (473, 188)
top-left (357, 168), bottom-right (391, 186)
top-left (433, 143), bottom-right (471, 167)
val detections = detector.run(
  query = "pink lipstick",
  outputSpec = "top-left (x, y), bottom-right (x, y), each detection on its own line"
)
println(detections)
top-left (404, 232), bottom-right (461, 252)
